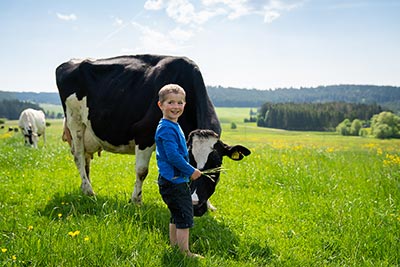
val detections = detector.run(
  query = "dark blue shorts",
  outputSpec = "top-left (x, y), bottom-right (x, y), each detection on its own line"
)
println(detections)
top-left (158, 176), bottom-right (194, 229)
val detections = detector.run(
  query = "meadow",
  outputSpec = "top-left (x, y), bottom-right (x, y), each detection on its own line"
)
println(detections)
top-left (0, 107), bottom-right (399, 266)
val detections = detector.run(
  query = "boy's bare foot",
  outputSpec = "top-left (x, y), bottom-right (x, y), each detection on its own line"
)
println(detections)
top-left (186, 251), bottom-right (204, 259)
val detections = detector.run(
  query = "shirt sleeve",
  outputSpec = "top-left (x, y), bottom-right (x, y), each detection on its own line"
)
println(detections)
top-left (159, 130), bottom-right (195, 178)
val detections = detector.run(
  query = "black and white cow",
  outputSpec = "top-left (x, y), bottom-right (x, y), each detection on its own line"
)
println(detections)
top-left (188, 129), bottom-right (250, 216)
top-left (56, 54), bottom-right (250, 215)
top-left (18, 108), bottom-right (46, 148)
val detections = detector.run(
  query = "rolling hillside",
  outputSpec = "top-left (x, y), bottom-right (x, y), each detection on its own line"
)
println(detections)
top-left (1, 84), bottom-right (399, 113)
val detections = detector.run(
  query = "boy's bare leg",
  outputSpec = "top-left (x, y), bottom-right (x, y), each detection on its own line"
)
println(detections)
top-left (176, 228), bottom-right (190, 253)
top-left (169, 223), bottom-right (177, 246)
top-left (176, 228), bottom-right (204, 258)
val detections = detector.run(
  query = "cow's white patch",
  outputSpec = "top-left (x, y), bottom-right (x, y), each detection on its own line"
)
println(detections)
top-left (191, 189), bottom-right (199, 205)
top-left (65, 94), bottom-right (137, 154)
top-left (132, 144), bottom-right (155, 204)
top-left (191, 135), bottom-right (218, 169)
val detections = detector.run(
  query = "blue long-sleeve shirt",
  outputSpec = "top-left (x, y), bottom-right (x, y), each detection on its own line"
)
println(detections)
top-left (155, 118), bottom-right (195, 184)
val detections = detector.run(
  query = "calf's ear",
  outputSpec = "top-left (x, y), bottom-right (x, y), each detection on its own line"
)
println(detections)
top-left (225, 145), bottom-right (251, 161)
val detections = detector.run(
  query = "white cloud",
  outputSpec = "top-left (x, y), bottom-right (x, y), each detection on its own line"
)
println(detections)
top-left (114, 17), bottom-right (124, 26)
top-left (170, 27), bottom-right (194, 42)
top-left (262, 0), bottom-right (304, 23)
top-left (131, 21), bottom-right (187, 52)
top-left (144, 0), bottom-right (304, 25)
top-left (144, 0), bottom-right (164, 10)
top-left (165, 0), bottom-right (197, 24)
top-left (56, 13), bottom-right (77, 21)
top-left (263, 10), bottom-right (280, 23)
top-left (212, 0), bottom-right (250, 20)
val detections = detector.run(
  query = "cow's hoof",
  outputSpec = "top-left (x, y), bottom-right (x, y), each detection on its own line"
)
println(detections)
top-left (81, 185), bottom-right (95, 196)
top-left (130, 197), bottom-right (142, 205)
top-left (207, 200), bottom-right (217, 212)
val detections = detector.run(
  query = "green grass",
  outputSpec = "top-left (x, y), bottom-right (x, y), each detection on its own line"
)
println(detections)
top-left (39, 103), bottom-right (64, 114)
top-left (214, 107), bottom-right (256, 124)
top-left (1, 111), bottom-right (399, 266)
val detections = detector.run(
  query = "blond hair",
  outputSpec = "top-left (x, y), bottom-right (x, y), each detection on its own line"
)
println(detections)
top-left (158, 84), bottom-right (186, 103)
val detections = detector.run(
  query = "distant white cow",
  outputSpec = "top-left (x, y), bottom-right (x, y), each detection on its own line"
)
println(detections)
top-left (18, 108), bottom-right (46, 148)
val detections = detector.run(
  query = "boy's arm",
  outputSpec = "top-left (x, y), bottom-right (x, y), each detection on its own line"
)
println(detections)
top-left (162, 138), bottom-right (196, 178)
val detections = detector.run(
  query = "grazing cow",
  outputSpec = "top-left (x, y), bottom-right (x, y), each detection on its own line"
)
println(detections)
top-left (18, 108), bottom-right (46, 148)
top-left (56, 54), bottom-right (250, 214)
top-left (188, 129), bottom-right (250, 216)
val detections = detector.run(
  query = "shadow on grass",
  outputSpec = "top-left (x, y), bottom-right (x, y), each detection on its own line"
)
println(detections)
top-left (37, 190), bottom-right (275, 264)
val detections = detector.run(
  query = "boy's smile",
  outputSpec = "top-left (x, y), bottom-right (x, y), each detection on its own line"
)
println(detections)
top-left (158, 93), bottom-right (186, 122)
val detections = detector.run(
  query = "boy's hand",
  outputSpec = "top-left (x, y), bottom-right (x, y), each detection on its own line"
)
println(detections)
top-left (190, 169), bottom-right (202, 180)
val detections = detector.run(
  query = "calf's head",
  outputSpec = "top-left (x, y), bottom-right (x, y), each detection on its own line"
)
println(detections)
top-left (187, 129), bottom-right (251, 216)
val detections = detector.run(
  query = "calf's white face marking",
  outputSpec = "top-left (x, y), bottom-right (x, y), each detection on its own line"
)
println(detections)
top-left (190, 134), bottom-right (218, 205)
top-left (190, 135), bottom-right (218, 169)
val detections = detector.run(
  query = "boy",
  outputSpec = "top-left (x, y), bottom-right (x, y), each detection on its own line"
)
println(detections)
top-left (155, 84), bottom-right (203, 258)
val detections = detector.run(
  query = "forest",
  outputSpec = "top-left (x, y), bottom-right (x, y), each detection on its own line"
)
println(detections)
top-left (207, 84), bottom-right (400, 113)
top-left (0, 99), bottom-right (43, 120)
top-left (257, 102), bottom-right (383, 131)
top-left (1, 85), bottom-right (399, 125)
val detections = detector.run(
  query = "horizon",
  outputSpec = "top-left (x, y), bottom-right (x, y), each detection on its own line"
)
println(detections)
top-left (2, 83), bottom-right (399, 95)
top-left (1, 1), bottom-right (399, 93)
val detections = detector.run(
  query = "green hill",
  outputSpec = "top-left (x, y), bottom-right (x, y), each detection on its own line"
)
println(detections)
top-left (1, 84), bottom-right (399, 113)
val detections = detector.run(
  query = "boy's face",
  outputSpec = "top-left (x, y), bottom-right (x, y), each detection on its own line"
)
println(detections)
top-left (158, 92), bottom-right (186, 122)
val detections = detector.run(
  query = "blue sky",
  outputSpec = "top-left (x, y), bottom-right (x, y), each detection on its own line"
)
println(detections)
top-left (1, 0), bottom-right (399, 92)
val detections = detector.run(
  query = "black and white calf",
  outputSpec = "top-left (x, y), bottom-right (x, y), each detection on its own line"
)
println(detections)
top-left (188, 130), bottom-right (251, 216)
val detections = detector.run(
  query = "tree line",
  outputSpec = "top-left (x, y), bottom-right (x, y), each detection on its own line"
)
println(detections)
top-left (336, 112), bottom-right (400, 139)
top-left (0, 99), bottom-right (63, 120)
top-left (207, 85), bottom-right (400, 113)
top-left (257, 102), bottom-right (383, 131)
top-left (2, 85), bottom-right (400, 113)
top-left (0, 99), bottom-right (43, 120)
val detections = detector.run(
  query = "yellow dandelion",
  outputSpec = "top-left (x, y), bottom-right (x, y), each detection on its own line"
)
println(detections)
top-left (12, 255), bottom-right (16, 261)
top-left (84, 236), bottom-right (90, 242)
top-left (326, 147), bottom-right (335, 153)
top-left (1, 248), bottom-right (7, 253)
top-left (68, 230), bottom-right (80, 237)
top-left (28, 225), bottom-right (34, 231)
top-left (292, 145), bottom-right (303, 151)
top-left (363, 143), bottom-right (376, 149)
top-left (58, 213), bottom-right (62, 218)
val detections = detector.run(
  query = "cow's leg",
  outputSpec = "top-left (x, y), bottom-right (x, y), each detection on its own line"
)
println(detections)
top-left (131, 144), bottom-right (155, 204)
top-left (66, 114), bottom-right (94, 196)
top-left (32, 133), bottom-right (38, 149)
top-left (74, 128), bottom-right (94, 196)
top-left (207, 200), bottom-right (217, 212)
top-left (85, 154), bottom-right (91, 181)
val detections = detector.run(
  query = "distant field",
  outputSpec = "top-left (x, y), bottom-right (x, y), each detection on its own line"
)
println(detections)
top-left (39, 103), bottom-right (64, 114)
top-left (1, 108), bottom-right (399, 266)
top-left (215, 107), bottom-right (254, 124)
top-left (37, 105), bottom-right (254, 124)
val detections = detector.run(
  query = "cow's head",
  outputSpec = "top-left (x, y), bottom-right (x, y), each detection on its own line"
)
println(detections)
top-left (187, 129), bottom-right (251, 216)
top-left (21, 125), bottom-right (34, 146)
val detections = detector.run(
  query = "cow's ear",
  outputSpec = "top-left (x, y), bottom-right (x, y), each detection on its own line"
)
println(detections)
top-left (225, 145), bottom-right (251, 161)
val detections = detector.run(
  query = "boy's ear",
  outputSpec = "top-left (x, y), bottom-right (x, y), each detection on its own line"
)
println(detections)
top-left (157, 101), bottom-right (162, 108)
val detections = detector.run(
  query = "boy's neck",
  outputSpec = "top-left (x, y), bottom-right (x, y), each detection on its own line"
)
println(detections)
top-left (163, 117), bottom-right (178, 123)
